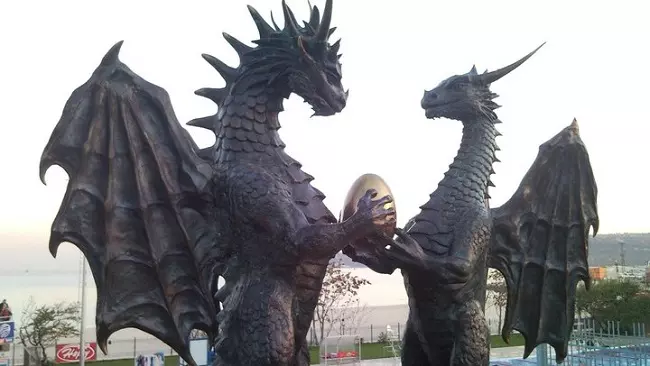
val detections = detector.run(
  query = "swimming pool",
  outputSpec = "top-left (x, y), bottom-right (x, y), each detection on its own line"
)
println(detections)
top-left (490, 345), bottom-right (650, 366)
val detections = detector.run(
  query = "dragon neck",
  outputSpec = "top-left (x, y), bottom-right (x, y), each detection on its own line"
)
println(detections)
top-left (212, 84), bottom-right (288, 164)
top-left (439, 116), bottom-right (501, 203)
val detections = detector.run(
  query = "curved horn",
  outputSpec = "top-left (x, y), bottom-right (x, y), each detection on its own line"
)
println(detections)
top-left (308, 1), bottom-right (320, 28)
top-left (315, 0), bottom-right (333, 41)
top-left (481, 42), bottom-right (546, 84)
top-left (248, 6), bottom-right (275, 38)
top-left (270, 11), bottom-right (281, 31)
top-left (281, 0), bottom-right (300, 36)
top-left (100, 41), bottom-right (124, 67)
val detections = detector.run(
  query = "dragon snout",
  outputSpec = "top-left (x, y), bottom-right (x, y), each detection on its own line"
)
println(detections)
top-left (332, 88), bottom-right (348, 111)
top-left (421, 90), bottom-right (439, 109)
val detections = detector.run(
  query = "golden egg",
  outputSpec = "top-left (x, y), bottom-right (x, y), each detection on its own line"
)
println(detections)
top-left (340, 173), bottom-right (397, 236)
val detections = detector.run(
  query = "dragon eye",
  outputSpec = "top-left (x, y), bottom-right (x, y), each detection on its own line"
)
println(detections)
top-left (325, 67), bottom-right (341, 83)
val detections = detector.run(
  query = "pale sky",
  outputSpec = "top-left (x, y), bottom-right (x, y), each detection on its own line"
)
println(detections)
top-left (1, 0), bottom-right (649, 277)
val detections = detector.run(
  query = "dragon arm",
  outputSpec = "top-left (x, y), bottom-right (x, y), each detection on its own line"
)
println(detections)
top-left (384, 228), bottom-right (473, 286)
top-left (290, 189), bottom-right (396, 260)
top-left (422, 256), bottom-right (472, 285)
top-left (487, 119), bottom-right (599, 363)
top-left (39, 41), bottom-right (226, 365)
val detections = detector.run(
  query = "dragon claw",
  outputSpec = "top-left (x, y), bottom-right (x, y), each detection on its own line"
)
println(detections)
top-left (383, 229), bottom-right (426, 268)
top-left (372, 193), bottom-right (393, 207)
top-left (350, 189), bottom-right (396, 236)
top-left (363, 188), bottom-right (379, 200)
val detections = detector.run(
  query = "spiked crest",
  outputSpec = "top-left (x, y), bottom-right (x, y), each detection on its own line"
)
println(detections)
top-left (193, 0), bottom-right (339, 107)
top-left (189, 0), bottom-right (342, 159)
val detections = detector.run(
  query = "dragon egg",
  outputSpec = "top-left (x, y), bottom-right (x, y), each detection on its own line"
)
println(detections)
top-left (340, 173), bottom-right (397, 237)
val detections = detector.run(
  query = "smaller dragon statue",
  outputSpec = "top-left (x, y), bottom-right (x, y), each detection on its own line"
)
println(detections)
top-left (39, 1), bottom-right (395, 365)
top-left (345, 44), bottom-right (599, 365)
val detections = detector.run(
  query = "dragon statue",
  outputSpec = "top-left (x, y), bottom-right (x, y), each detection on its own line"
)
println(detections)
top-left (345, 44), bottom-right (599, 365)
top-left (39, 1), bottom-right (396, 365)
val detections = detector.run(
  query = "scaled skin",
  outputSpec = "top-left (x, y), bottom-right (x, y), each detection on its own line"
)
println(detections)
top-left (346, 44), bottom-right (599, 366)
top-left (39, 2), bottom-right (395, 366)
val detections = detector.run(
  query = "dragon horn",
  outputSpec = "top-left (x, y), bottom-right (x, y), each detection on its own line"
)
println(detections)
top-left (100, 41), bottom-right (124, 67)
top-left (270, 11), bottom-right (281, 31)
top-left (248, 5), bottom-right (275, 38)
top-left (281, 0), bottom-right (300, 36)
top-left (481, 42), bottom-right (546, 85)
top-left (315, 0), bottom-right (333, 42)
top-left (308, 1), bottom-right (320, 29)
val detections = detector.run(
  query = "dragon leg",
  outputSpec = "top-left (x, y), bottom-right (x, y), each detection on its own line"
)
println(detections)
top-left (450, 300), bottom-right (490, 366)
top-left (401, 320), bottom-right (430, 366)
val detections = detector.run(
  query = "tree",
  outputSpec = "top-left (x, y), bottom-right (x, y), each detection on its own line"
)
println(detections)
top-left (329, 299), bottom-right (370, 337)
top-left (576, 279), bottom-right (650, 334)
top-left (19, 297), bottom-right (80, 366)
top-left (312, 257), bottom-right (371, 344)
top-left (189, 329), bottom-right (207, 339)
top-left (486, 269), bottom-right (507, 331)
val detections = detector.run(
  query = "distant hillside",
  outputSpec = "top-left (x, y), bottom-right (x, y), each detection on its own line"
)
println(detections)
top-left (338, 233), bottom-right (650, 268)
top-left (587, 233), bottom-right (650, 266)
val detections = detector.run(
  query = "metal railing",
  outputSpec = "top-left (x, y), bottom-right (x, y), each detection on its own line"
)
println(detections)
top-left (307, 317), bottom-right (506, 345)
top-left (506, 319), bottom-right (650, 366)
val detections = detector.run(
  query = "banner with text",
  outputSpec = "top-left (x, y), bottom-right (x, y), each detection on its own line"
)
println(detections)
top-left (55, 343), bottom-right (97, 363)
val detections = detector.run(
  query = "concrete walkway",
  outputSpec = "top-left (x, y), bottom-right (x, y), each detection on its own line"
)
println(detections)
top-left (491, 345), bottom-right (533, 359)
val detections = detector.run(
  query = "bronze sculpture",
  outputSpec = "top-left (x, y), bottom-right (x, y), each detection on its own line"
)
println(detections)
top-left (345, 44), bottom-right (600, 365)
top-left (39, 1), bottom-right (395, 365)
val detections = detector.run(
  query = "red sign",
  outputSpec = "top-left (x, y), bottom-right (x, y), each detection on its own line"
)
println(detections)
top-left (55, 343), bottom-right (97, 363)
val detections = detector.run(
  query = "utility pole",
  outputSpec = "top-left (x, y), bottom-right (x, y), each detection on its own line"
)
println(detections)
top-left (79, 256), bottom-right (87, 366)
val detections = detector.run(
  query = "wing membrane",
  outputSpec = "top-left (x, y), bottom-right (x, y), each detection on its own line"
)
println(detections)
top-left (40, 42), bottom-right (224, 365)
top-left (488, 120), bottom-right (599, 362)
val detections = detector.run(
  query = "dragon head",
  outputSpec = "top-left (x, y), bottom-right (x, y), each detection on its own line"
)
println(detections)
top-left (421, 43), bottom-right (545, 122)
top-left (199, 0), bottom-right (346, 117)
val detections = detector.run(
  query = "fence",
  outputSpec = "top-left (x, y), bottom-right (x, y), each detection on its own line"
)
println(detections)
top-left (6, 317), bottom-right (507, 366)
top-left (10, 318), bottom-right (649, 366)
top-left (307, 317), bottom-right (506, 345)
top-left (8, 337), bottom-right (178, 366)
top-left (502, 319), bottom-right (650, 366)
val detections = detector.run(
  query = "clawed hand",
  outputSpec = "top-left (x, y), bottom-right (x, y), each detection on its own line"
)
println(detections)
top-left (342, 240), bottom-right (396, 274)
top-left (355, 188), bottom-right (396, 233)
top-left (382, 228), bottom-right (427, 269)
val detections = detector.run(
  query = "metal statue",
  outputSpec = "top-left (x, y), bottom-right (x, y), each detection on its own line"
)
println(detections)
top-left (39, 1), bottom-right (395, 365)
top-left (345, 44), bottom-right (599, 365)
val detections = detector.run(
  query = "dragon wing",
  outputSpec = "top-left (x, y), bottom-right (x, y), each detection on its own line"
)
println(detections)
top-left (39, 42), bottom-right (225, 365)
top-left (487, 119), bottom-right (599, 362)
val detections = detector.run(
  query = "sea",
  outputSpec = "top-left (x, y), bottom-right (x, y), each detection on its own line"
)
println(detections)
top-left (2, 263), bottom-right (502, 331)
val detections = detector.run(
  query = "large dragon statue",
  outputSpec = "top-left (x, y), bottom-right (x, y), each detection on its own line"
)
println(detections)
top-left (345, 44), bottom-right (599, 365)
top-left (39, 1), bottom-right (395, 365)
